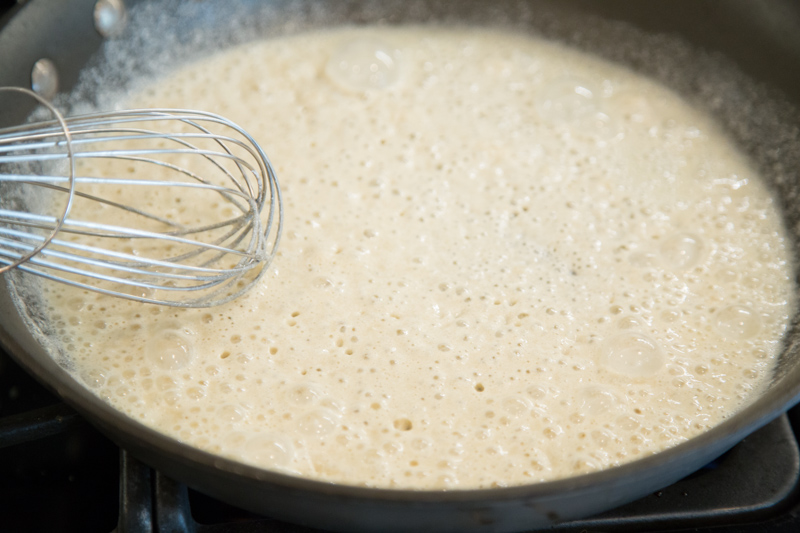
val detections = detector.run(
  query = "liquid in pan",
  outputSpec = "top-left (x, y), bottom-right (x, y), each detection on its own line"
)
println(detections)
top-left (39, 26), bottom-right (796, 489)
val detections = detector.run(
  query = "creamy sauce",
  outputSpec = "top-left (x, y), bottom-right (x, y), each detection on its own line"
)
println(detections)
top-left (41, 27), bottom-right (795, 489)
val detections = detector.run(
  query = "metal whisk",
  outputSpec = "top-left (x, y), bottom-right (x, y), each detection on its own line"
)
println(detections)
top-left (0, 87), bottom-right (282, 307)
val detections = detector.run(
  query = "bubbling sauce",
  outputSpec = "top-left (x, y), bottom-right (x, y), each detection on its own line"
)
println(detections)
top-left (41, 27), bottom-right (795, 489)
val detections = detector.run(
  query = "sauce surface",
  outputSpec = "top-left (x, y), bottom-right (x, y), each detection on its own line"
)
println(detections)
top-left (42, 27), bottom-right (795, 489)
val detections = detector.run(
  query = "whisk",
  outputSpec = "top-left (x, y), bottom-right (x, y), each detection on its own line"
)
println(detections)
top-left (0, 87), bottom-right (282, 307)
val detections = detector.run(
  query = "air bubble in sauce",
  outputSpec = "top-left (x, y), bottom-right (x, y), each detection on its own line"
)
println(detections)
top-left (244, 433), bottom-right (294, 467)
top-left (298, 408), bottom-right (340, 436)
top-left (659, 233), bottom-right (704, 270)
top-left (600, 332), bottom-right (665, 377)
top-left (217, 404), bottom-right (247, 422)
top-left (145, 330), bottom-right (194, 370)
top-left (536, 78), bottom-right (600, 125)
top-left (715, 305), bottom-right (761, 339)
top-left (577, 386), bottom-right (619, 415)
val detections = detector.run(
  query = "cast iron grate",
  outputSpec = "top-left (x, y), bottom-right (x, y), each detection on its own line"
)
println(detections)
top-left (2, 348), bottom-right (800, 533)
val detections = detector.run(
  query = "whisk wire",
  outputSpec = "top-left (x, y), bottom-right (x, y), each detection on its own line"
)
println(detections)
top-left (0, 87), bottom-right (282, 307)
top-left (0, 87), bottom-right (78, 276)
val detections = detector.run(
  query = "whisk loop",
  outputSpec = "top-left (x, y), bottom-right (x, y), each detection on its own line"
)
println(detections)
top-left (0, 87), bottom-right (282, 307)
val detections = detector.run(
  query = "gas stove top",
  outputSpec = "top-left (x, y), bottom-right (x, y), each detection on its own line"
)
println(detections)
top-left (1, 348), bottom-right (799, 533)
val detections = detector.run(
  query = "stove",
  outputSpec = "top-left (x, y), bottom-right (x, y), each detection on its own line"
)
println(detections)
top-left (1, 348), bottom-right (799, 533)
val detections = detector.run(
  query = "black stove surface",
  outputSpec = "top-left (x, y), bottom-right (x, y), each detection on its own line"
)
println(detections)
top-left (2, 349), bottom-right (800, 533)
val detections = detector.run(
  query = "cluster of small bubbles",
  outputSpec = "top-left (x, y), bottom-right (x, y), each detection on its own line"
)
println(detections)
top-left (298, 408), bottom-right (340, 436)
top-left (577, 386), bottom-right (619, 416)
top-left (536, 78), bottom-right (600, 126)
top-left (501, 396), bottom-right (533, 417)
top-left (217, 404), bottom-right (247, 422)
top-left (145, 328), bottom-right (194, 370)
top-left (599, 332), bottom-right (665, 377)
top-left (325, 38), bottom-right (402, 92)
top-left (79, 368), bottom-right (107, 389)
top-left (617, 316), bottom-right (644, 330)
top-left (289, 384), bottom-right (320, 404)
top-left (659, 232), bottom-right (705, 270)
top-left (715, 305), bottom-right (761, 340)
top-left (240, 433), bottom-right (295, 468)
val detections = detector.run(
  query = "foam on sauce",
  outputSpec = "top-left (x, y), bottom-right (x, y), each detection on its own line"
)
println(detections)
top-left (40, 26), bottom-right (795, 489)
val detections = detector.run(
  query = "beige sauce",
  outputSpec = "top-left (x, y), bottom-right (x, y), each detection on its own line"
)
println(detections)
top-left (41, 27), bottom-right (795, 489)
